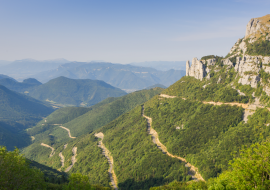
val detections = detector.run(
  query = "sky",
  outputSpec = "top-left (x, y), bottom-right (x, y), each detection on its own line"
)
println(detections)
top-left (0, 0), bottom-right (269, 64)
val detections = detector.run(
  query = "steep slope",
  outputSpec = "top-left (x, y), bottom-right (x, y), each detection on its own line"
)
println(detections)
top-left (21, 14), bottom-right (270, 189)
top-left (28, 76), bottom-right (127, 106)
top-left (0, 85), bottom-right (54, 150)
top-left (0, 85), bottom-right (53, 121)
top-left (22, 88), bottom-right (164, 189)
top-left (22, 88), bottom-right (163, 153)
top-left (31, 62), bottom-right (185, 91)
top-left (139, 14), bottom-right (270, 180)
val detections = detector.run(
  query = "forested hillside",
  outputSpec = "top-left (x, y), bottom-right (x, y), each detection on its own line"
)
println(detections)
top-left (28, 76), bottom-right (127, 106)
top-left (0, 85), bottom-right (54, 150)
top-left (0, 77), bottom-right (42, 93)
top-left (16, 14), bottom-right (270, 190)
top-left (22, 88), bottom-right (164, 186)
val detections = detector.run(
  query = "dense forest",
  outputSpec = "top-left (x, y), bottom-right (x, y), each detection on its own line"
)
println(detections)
top-left (0, 146), bottom-right (110, 189)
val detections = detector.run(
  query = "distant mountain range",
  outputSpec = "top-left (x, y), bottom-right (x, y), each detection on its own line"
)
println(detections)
top-left (0, 59), bottom-right (70, 80)
top-left (0, 76), bottom-right (126, 107)
top-left (0, 59), bottom-right (185, 92)
top-left (129, 61), bottom-right (186, 71)
top-left (30, 62), bottom-right (185, 91)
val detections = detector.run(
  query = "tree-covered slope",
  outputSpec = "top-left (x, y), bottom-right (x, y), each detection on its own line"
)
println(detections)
top-left (28, 76), bottom-right (127, 106)
top-left (0, 78), bottom-right (42, 93)
top-left (141, 76), bottom-right (270, 180)
top-left (0, 85), bottom-right (53, 120)
top-left (0, 85), bottom-right (54, 150)
top-left (22, 88), bottom-right (165, 189)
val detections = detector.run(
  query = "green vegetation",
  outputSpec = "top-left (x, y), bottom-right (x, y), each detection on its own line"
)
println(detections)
top-left (63, 88), bottom-right (164, 137)
top-left (246, 38), bottom-right (270, 56)
top-left (101, 106), bottom-right (190, 189)
top-left (24, 88), bottom-right (163, 149)
top-left (150, 141), bottom-right (270, 189)
top-left (163, 74), bottom-right (249, 103)
top-left (0, 146), bottom-right (46, 189)
top-left (0, 77), bottom-right (42, 93)
top-left (0, 85), bottom-right (54, 150)
top-left (150, 180), bottom-right (207, 190)
top-left (28, 76), bottom-right (127, 106)
top-left (0, 85), bottom-right (53, 120)
top-left (145, 84), bottom-right (167, 89)
top-left (144, 91), bottom-right (270, 180)
top-left (144, 97), bottom-right (243, 179)
top-left (30, 159), bottom-right (68, 184)
top-left (0, 146), bottom-right (110, 189)
top-left (208, 141), bottom-right (270, 189)
top-left (59, 134), bottom-right (112, 187)
top-left (63, 173), bottom-right (110, 190)
top-left (22, 88), bottom-right (165, 188)
top-left (200, 55), bottom-right (223, 61)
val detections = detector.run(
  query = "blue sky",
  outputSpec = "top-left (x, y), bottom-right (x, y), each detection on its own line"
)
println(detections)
top-left (0, 0), bottom-right (269, 63)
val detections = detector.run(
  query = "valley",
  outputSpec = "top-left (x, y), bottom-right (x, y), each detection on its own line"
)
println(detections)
top-left (2, 12), bottom-right (270, 190)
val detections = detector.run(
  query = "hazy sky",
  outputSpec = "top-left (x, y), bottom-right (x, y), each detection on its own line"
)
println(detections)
top-left (0, 0), bottom-right (269, 63)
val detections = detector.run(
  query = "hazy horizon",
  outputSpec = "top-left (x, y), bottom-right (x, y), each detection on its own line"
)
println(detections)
top-left (0, 0), bottom-right (269, 63)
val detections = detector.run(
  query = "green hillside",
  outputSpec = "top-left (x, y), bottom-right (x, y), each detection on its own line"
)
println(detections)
top-left (0, 78), bottom-right (42, 93)
top-left (19, 14), bottom-right (270, 189)
top-left (28, 76), bottom-right (127, 107)
top-left (0, 85), bottom-right (54, 150)
top-left (0, 85), bottom-right (53, 121)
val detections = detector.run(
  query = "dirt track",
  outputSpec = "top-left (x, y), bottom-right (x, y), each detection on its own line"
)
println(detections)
top-left (40, 143), bottom-right (55, 157)
top-left (59, 144), bottom-right (67, 168)
top-left (65, 147), bottom-right (77, 172)
top-left (142, 105), bottom-right (205, 181)
top-left (159, 94), bottom-right (270, 122)
top-left (59, 126), bottom-right (76, 138)
top-left (95, 132), bottom-right (118, 190)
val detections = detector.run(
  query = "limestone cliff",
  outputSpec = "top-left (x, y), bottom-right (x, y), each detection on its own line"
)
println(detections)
top-left (186, 14), bottom-right (270, 95)
top-left (186, 58), bottom-right (207, 81)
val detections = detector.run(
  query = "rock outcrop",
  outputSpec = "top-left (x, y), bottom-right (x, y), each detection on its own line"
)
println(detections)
top-left (245, 15), bottom-right (270, 40)
top-left (186, 14), bottom-right (270, 93)
top-left (234, 56), bottom-right (261, 88)
top-left (186, 58), bottom-right (207, 81)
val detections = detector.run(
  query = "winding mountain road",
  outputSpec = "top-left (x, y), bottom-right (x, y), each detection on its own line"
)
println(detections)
top-left (40, 143), bottom-right (55, 157)
top-left (59, 126), bottom-right (76, 139)
top-left (159, 94), bottom-right (270, 122)
top-left (59, 144), bottom-right (67, 168)
top-left (142, 105), bottom-right (205, 181)
top-left (65, 147), bottom-right (77, 172)
top-left (95, 132), bottom-right (118, 190)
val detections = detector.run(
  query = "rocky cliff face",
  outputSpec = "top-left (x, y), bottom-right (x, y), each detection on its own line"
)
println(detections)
top-left (186, 58), bottom-right (207, 81)
top-left (245, 15), bottom-right (270, 40)
top-left (186, 14), bottom-right (270, 94)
